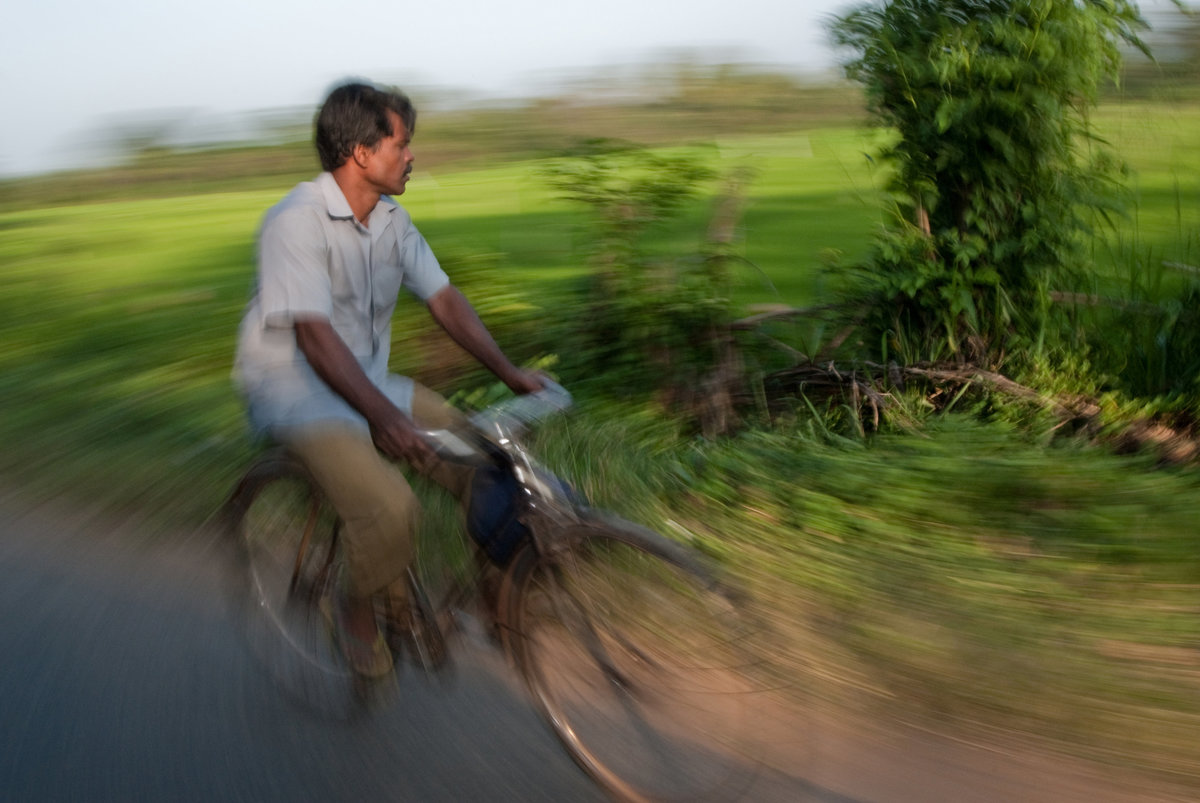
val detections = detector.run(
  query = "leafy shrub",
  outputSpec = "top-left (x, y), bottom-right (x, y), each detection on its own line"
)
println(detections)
top-left (1080, 252), bottom-right (1200, 405)
top-left (829, 0), bottom-right (1149, 368)
top-left (539, 139), bottom-right (738, 411)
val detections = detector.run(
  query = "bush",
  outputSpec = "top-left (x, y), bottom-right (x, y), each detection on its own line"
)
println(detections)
top-left (539, 139), bottom-right (743, 426)
top-left (829, 0), bottom-right (1149, 368)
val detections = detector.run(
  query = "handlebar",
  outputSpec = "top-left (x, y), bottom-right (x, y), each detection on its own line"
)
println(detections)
top-left (467, 379), bottom-right (572, 432)
top-left (417, 380), bottom-right (572, 465)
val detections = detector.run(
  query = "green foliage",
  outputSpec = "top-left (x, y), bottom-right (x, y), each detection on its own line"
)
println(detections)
top-left (1081, 247), bottom-right (1200, 404)
top-left (830, 0), bottom-right (1150, 366)
top-left (539, 140), bottom-right (733, 399)
top-left (541, 139), bottom-right (715, 244)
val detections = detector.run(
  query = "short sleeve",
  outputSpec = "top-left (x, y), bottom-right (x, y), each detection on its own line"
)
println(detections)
top-left (398, 223), bottom-right (450, 301)
top-left (257, 206), bottom-right (333, 328)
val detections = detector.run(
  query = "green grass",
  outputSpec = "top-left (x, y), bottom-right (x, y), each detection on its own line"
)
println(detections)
top-left (402, 128), bottom-right (886, 305)
top-left (2, 106), bottom-right (1199, 790)
top-left (530, 411), bottom-right (1200, 786)
top-left (1087, 103), bottom-right (1200, 280)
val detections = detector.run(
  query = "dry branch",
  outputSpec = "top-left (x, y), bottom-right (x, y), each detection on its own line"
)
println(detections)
top-left (754, 356), bottom-right (1195, 465)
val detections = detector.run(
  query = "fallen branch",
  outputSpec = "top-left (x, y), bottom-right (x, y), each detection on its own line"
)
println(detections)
top-left (755, 358), bottom-right (1195, 465)
top-left (901, 365), bottom-right (1066, 412)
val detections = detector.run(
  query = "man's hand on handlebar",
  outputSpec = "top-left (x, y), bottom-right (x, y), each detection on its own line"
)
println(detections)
top-left (505, 368), bottom-right (548, 396)
top-left (369, 408), bottom-right (437, 472)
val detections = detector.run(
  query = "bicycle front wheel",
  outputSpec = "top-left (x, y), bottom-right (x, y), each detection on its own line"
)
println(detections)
top-left (224, 451), bottom-right (358, 714)
top-left (503, 512), bottom-right (758, 802)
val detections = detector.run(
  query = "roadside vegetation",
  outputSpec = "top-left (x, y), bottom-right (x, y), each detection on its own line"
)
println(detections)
top-left (2, 5), bottom-right (1198, 791)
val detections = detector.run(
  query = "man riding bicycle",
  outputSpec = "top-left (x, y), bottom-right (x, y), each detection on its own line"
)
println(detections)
top-left (234, 80), bottom-right (542, 678)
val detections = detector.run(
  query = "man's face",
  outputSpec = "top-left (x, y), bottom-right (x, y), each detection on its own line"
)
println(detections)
top-left (364, 109), bottom-right (414, 196)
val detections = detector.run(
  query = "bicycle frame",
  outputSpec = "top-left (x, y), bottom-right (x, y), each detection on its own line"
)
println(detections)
top-left (417, 380), bottom-right (584, 561)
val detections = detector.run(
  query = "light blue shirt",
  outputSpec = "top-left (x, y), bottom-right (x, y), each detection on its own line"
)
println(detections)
top-left (234, 172), bottom-right (450, 435)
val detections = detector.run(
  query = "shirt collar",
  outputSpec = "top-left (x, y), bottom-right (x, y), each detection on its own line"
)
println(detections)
top-left (316, 172), bottom-right (354, 220)
top-left (316, 172), bottom-right (399, 230)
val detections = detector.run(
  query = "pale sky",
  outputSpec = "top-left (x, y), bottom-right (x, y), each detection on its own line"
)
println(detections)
top-left (0, 0), bottom-right (855, 176)
top-left (0, 0), bottom-right (1187, 177)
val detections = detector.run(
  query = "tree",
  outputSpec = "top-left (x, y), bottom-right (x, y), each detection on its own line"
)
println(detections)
top-left (829, 0), bottom-right (1149, 367)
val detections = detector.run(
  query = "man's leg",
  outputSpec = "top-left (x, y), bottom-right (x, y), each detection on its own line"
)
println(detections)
top-left (280, 423), bottom-right (418, 672)
top-left (279, 391), bottom-right (474, 667)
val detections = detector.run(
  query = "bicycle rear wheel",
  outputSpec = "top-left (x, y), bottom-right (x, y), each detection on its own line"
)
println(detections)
top-left (224, 451), bottom-right (359, 714)
top-left (503, 512), bottom-right (759, 802)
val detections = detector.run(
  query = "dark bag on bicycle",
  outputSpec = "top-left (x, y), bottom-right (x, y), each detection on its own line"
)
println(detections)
top-left (466, 465), bottom-right (530, 565)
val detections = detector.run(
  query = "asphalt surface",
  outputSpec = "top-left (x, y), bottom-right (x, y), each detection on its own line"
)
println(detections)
top-left (0, 495), bottom-right (1187, 802)
top-left (0, 499), bottom-right (612, 801)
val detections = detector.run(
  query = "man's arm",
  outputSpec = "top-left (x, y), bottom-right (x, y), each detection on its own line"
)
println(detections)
top-left (293, 318), bottom-right (434, 467)
top-left (426, 285), bottom-right (543, 394)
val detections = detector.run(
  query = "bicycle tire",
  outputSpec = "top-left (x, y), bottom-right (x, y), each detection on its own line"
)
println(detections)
top-left (502, 511), bottom-right (759, 803)
top-left (224, 451), bottom-right (362, 714)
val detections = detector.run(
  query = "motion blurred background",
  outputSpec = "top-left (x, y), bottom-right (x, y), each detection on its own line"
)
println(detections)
top-left (2, 0), bottom-right (1198, 798)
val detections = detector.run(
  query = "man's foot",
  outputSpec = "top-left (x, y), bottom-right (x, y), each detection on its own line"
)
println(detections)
top-left (320, 593), bottom-right (393, 679)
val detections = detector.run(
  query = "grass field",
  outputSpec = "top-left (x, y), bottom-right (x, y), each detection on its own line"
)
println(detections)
top-left (1090, 103), bottom-right (1200, 281)
top-left (1, 103), bottom-right (1198, 790)
top-left (0, 127), bottom-right (891, 516)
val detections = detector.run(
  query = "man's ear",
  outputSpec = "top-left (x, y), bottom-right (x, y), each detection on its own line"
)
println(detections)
top-left (351, 143), bottom-right (371, 168)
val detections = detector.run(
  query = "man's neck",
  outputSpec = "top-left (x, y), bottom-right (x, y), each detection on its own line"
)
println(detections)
top-left (329, 168), bottom-right (380, 225)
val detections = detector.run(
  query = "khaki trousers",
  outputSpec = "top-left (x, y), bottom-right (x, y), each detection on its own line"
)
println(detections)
top-left (279, 384), bottom-right (473, 600)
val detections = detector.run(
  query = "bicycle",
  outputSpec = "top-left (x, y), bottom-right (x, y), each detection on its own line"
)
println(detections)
top-left (223, 382), bottom-right (760, 802)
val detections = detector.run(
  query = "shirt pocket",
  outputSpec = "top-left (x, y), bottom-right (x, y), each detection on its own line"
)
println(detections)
top-left (372, 240), bottom-right (405, 317)
top-left (328, 244), bottom-right (368, 305)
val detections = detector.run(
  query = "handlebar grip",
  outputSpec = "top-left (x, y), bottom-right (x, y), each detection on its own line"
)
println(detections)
top-left (469, 379), bottom-right (573, 431)
top-left (420, 381), bottom-right (572, 465)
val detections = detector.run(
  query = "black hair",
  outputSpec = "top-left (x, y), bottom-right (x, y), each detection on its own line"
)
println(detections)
top-left (314, 81), bottom-right (416, 172)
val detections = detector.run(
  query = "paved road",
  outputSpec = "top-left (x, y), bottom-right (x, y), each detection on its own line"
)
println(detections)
top-left (1, 499), bottom-right (614, 801)
top-left (0, 496), bottom-right (1187, 802)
